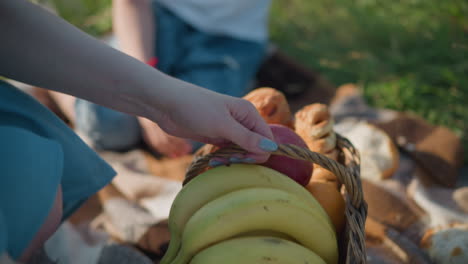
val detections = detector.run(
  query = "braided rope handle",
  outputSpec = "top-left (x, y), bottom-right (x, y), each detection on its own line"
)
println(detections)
top-left (184, 133), bottom-right (368, 263)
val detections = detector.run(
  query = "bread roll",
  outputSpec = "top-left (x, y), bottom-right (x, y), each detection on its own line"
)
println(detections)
top-left (324, 148), bottom-right (339, 160)
top-left (453, 187), bottom-right (468, 213)
top-left (306, 180), bottom-right (346, 233)
top-left (308, 132), bottom-right (337, 153)
top-left (335, 121), bottom-right (399, 181)
top-left (309, 119), bottom-right (335, 139)
top-left (243, 87), bottom-right (293, 127)
top-left (311, 165), bottom-right (340, 189)
top-left (294, 104), bottom-right (341, 189)
top-left (294, 104), bottom-right (331, 142)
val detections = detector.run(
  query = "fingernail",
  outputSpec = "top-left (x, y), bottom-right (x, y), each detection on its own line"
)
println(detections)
top-left (259, 138), bottom-right (278, 152)
top-left (209, 160), bottom-right (225, 167)
top-left (229, 157), bottom-right (242, 163)
top-left (242, 158), bottom-right (257, 163)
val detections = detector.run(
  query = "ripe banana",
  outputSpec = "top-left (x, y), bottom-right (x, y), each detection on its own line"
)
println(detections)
top-left (160, 164), bottom-right (333, 264)
top-left (234, 230), bottom-right (297, 242)
top-left (171, 187), bottom-right (338, 264)
top-left (189, 236), bottom-right (326, 264)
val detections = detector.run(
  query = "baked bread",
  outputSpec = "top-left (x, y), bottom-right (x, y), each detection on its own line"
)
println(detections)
top-left (311, 164), bottom-right (340, 189)
top-left (305, 180), bottom-right (345, 233)
top-left (294, 104), bottom-right (341, 188)
top-left (307, 132), bottom-right (336, 153)
top-left (453, 187), bottom-right (468, 213)
top-left (294, 104), bottom-right (332, 145)
top-left (335, 120), bottom-right (399, 181)
top-left (243, 87), bottom-right (293, 127)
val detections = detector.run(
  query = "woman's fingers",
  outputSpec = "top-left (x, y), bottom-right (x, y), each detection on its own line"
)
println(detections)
top-left (219, 116), bottom-right (277, 163)
top-left (221, 99), bottom-right (277, 163)
top-left (228, 99), bottom-right (274, 139)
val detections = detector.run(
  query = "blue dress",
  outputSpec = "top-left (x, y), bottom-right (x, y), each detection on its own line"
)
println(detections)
top-left (0, 210), bottom-right (6, 256)
top-left (0, 81), bottom-right (115, 259)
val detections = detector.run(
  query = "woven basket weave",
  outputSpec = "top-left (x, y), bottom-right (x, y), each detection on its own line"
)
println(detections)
top-left (183, 133), bottom-right (367, 264)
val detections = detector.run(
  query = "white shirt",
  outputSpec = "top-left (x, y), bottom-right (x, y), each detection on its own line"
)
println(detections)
top-left (156, 0), bottom-right (271, 43)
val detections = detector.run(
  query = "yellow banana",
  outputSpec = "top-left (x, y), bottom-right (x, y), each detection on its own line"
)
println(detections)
top-left (160, 164), bottom-right (333, 264)
top-left (234, 230), bottom-right (297, 242)
top-left (189, 236), bottom-right (326, 264)
top-left (171, 187), bottom-right (338, 264)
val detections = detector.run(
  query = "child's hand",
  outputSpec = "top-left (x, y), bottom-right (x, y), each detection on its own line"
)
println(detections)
top-left (151, 84), bottom-right (277, 163)
top-left (139, 118), bottom-right (192, 158)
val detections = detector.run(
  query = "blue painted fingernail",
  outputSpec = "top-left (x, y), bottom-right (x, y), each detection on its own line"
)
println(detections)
top-left (229, 157), bottom-right (242, 163)
top-left (242, 158), bottom-right (257, 163)
top-left (209, 160), bottom-right (224, 167)
top-left (259, 138), bottom-right (278, 152)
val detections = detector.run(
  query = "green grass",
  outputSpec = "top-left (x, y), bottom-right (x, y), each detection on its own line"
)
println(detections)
top-left (49, 0), bottom-right (468, 163)
top-left (269, 0), bottom-right (468, 163)
top-left (39, 0), bottom-right (112, 36)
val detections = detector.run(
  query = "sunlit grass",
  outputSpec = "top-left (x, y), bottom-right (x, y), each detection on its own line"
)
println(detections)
top-left (49, 0), bottom-right (112, 36)
top-left (269, 0), bottom-right (468, 163)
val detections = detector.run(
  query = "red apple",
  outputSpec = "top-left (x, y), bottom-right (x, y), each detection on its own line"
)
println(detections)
top-left (261, 124), bottom-right (313, 186)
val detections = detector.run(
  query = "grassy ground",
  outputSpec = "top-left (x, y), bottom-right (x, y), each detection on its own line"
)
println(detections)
top-left (50, 0), bottom-right (468, 163)
top-left (269, 0), bottom-right (468, 163)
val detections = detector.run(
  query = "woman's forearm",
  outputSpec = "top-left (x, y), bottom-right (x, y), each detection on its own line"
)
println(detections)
top-left (113, 0), bottom-right (155, 62)
top-left (0, 0), bottom-right (173, 120)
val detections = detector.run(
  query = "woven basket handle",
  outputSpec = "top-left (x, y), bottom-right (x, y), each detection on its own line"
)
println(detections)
top-left (184, 133), bottom-right (368, 264)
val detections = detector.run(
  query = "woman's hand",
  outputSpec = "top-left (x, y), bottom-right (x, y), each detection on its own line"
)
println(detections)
top-left (148, 82), bottom-right (277, 163)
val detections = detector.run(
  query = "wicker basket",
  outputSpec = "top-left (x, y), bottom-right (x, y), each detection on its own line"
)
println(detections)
top-left (183, 133), bottom-right (367, 264)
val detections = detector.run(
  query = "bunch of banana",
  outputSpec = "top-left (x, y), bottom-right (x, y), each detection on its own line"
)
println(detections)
top-left (160, 164), bottom-right (339, 264)
top-left (190, 236), bottom-right (326, 264)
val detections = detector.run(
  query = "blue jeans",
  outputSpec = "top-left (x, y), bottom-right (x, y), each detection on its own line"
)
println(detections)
top-left (75, 4), bottom-right (267, 151)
